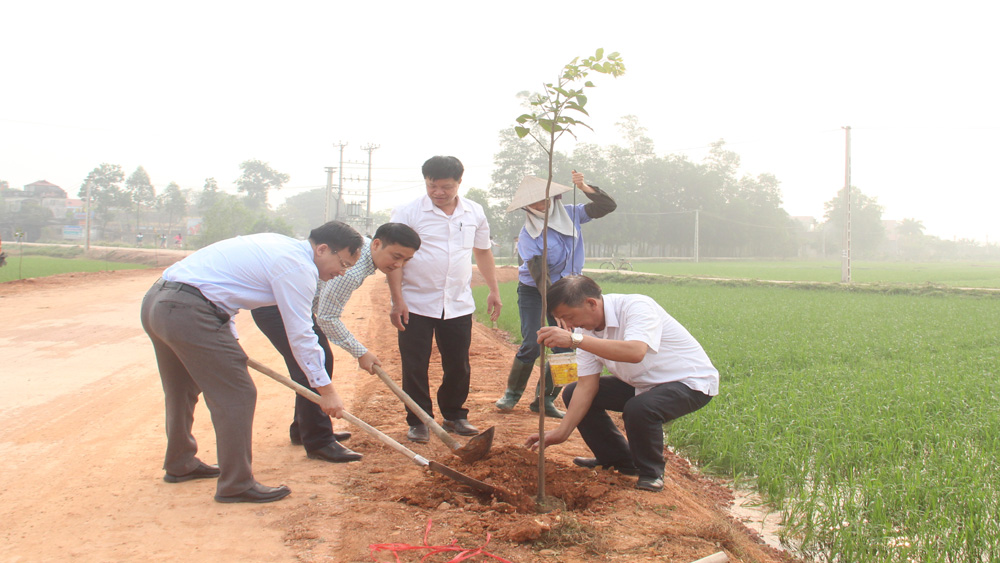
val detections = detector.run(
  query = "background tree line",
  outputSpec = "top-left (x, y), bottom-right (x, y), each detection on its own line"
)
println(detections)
top-left (3, 118), bottom-right (995, 260)
top-left (68, 159), bottom-right (292, 247)
top-left (463, 116), bottom-right (995, 261)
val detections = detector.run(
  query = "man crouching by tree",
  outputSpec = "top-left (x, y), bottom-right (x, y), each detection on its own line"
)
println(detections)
top-left (525, 275), bottom-right (719, 492)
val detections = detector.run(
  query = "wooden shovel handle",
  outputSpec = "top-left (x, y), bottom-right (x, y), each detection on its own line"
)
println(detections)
top-left (246, 357), bottom-right (426, 466)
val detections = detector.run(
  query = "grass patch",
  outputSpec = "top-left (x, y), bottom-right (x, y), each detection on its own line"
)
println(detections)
top-left (585, 259), bottom-right (1000, 288)
top-left (16, 245), bottom-right (86, 259)
top-left (475, 274), bottom-right (1000, 562)
top-left (0, 256), bottom-right (151, 283)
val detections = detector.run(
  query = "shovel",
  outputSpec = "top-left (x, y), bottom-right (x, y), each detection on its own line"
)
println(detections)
top-left (372, 365), bottom-right (494, 462)
top-left (246, 357), bottom-right (497, 496)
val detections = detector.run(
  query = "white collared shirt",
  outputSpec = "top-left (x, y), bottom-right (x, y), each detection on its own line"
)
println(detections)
top-left (391, 194), bottom-right (492, 319)
top-left (575, 294), bottom-right (720, 396)
top-left (162, 233), bottom-right (331, 388)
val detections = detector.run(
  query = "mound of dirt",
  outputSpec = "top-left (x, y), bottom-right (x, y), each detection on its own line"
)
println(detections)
top-left (312, 268), bottom-right (799, 562)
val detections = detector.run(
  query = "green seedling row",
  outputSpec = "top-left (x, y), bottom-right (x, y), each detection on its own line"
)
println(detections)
top-left (475, 271), bottom-right (1000, 562)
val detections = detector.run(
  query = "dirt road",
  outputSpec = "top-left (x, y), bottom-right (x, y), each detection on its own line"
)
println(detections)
top-left (0, 267), bottom-right (795, 563)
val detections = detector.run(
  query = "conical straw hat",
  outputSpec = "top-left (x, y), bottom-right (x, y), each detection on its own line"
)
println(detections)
top-left (506, 176), bottom-right (574, 213)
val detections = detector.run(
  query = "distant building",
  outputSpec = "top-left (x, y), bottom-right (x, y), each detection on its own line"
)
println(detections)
top-left (2, 180), bottom-right (68, 213)
top-left (24, 180), bottom-right (67, 199)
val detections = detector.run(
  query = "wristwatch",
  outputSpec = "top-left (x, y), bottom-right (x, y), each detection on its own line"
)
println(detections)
top-left (570, 332), bottom-right (583, 350)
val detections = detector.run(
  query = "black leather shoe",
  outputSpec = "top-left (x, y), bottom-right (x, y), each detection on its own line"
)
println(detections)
top-left (306, 441), bottom-right (363, 463)
top-left (291, 431), bottom-right (351, 446)
top-left (215, 482), bottom-right (291, 504)
top-left (407, 424), bottom-right (430, 443)
top-left (442, 418), bottom-right (479, 436)
top-left (636, 476), bottom-right (664, 492)
top-left (164, 461), bottom-right (221, 483)
top-left (572, 457), bottom-right (639, 476)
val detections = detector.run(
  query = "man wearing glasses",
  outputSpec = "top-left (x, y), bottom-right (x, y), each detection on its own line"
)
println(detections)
top-left (140, 221), bottom-right (364, 503)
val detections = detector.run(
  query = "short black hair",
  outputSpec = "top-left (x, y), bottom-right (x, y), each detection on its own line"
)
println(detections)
top-left (547, 275), bottom-right (603, 313)
top-left (422, 156), bottom-right (464, 181)
top-left (373, 222), bottom-right (421, 251)
top-left (308, 221), bottom-right (363, 255)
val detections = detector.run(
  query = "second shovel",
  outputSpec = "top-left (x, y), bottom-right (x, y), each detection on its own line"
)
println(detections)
top-left (373, 365), bottom-right (494, 463)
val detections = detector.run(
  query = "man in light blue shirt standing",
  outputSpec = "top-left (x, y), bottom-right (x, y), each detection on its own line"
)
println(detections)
top-left (140, 221), bottom-right (363, 504)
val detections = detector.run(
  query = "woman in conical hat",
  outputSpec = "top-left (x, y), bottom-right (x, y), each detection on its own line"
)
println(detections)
top-left (495, 170), bottom-right (617, 417)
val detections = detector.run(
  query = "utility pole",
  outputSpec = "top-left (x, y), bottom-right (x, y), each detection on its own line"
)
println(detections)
top-left (84, 180), bottom-right (92, 251)
top-left (693, 209), bottom-right (700, 263)
top-left (361, 143), bottom-right (380, 235)
top-left (324, 167), bottom-right (336, 221)
top-left (841, 126), bottom-right (852, 283)
top-left (334, 141), bottom-right (348, 220)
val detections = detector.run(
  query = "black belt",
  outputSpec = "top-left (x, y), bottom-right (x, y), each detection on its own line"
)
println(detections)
top-left (162, 280), bottom-right (208, 301)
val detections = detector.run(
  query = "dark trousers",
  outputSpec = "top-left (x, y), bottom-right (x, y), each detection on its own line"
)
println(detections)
top-left (140, 279), bottom-right (256, 497)
top-left (251, 305), bottom-right (337, 452)
top-left (563, 377), bottom-right (712, 479)
top-left (397, 312), bottom-right (473, 426)
top-left (515, 282), bottom-right (570, 364)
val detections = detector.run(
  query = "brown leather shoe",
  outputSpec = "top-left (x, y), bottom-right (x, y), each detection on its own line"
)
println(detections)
top-left (214, 482), bottom-right (291, 504)
top-left (163, 461), bottom-right (221, 483)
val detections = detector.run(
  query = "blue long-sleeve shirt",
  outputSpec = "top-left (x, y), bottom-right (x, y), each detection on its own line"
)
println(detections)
top-left (516, 185), bottom-right (617, 287)
top-left (517, 203), bottom-right (592, 287)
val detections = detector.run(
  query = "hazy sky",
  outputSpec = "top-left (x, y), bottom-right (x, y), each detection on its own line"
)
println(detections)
top-left (3, 1), bottom-right (998, 242)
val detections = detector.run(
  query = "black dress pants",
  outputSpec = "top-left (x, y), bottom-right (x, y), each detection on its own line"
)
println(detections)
top-left (251, 305), bottom-right (337, 452)
top-left (397, 312), bottom-right (473, 427)
top-left (563, 377), bottom-right (712, 479)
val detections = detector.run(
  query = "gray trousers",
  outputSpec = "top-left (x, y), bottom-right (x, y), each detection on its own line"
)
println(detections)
top-left (140, 279), bottom-right (257, 496)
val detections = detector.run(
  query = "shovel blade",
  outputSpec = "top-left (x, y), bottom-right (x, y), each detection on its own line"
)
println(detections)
top-left (454, 426), bottom-right (495, 463)
top-left (427, 460), bottom-right (496, 494)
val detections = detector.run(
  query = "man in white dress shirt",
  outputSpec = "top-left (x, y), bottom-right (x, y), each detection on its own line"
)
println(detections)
top-left (140, 221), bottom-right (363, 503)
top-left (526, 275), bottom-right (719, 492)
top-left (387, 156), bottom-right (502, 443)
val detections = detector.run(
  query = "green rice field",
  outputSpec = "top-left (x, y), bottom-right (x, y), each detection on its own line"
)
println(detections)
top-left (475, 270), bottom-right (1000, 562)
top-left (584, 259), bottom-right (1000, 288)
top-left (0, 256), bottom-right (150, 283)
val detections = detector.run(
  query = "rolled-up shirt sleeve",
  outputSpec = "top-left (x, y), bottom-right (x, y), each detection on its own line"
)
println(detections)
top-left (315, 277), bottom-right (368, 359)
top-left (272, 268), bottom-right (330, 388)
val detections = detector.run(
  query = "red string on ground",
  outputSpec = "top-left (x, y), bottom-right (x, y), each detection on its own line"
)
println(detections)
top-left (369, 518), bottom-right (514, 563)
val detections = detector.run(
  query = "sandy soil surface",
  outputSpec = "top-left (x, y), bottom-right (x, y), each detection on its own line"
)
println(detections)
top-left (0, 263), bottom-right (799, 563)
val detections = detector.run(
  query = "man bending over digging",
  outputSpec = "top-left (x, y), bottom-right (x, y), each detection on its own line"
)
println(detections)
top-left (525, 275), bottom-right (719, 492)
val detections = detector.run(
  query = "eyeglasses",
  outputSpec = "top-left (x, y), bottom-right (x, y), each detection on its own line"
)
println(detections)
top-left (335, 249), bottom-right (354, 270)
